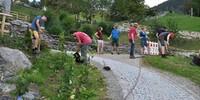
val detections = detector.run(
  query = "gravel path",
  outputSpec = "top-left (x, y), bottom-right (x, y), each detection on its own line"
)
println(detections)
top-left (92, 54), bottom-right (200, 100)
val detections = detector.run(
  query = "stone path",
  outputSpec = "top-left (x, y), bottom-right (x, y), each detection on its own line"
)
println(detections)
top-left (92, 54), bottom-right (200, 100)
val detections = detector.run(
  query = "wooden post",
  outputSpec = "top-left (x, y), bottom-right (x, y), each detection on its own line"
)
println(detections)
top-left (0, 13), bottom-right (12, 35)
top-left (1, 15), bottom-right (6, 35)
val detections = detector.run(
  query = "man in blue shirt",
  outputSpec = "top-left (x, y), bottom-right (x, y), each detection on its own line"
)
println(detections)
top-left (108, 25), bottom-right (120, 54)
top-left (30, 15), bottom-right (47, 54)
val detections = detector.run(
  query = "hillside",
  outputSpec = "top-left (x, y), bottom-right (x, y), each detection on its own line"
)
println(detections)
top-left (153, 0), bottom-right (191, 13)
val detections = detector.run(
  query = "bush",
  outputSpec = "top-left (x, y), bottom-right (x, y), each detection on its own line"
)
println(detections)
top-left (79, 24), bottom-right (97, 38)
top-left (44, 10), bottom-right (75, 36)
top-left (98, 21), bottom-right (114, 36)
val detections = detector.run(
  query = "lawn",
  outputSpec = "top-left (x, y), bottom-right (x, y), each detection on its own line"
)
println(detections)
top-left (143, 55), bottom-right (200, 85)
top-left (145, 13), bottom-right (200, 32)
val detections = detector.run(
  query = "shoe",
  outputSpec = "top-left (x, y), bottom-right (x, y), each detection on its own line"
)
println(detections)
top-left (161, 54), bottom-right (167, 58)
top-left (32, 48), bottom-right (36, 54)
top-left (129, 56), bottom-right (135, 59)
top-left (117, 52), bottom-right (120, 55)
top-left (111, 52), bottom-right (113, 55)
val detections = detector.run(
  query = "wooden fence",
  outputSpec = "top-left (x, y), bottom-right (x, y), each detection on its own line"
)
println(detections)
top-left (0, 9), bottom-right (30, 35)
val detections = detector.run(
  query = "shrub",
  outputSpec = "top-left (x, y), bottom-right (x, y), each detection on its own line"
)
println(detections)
top-left (79, 24), bottom-right (97, 38)
top-left (98, 21), bottom-right (114, 36)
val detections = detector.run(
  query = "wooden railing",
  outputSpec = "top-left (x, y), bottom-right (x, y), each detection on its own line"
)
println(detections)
top-left (0, 9), bottom-right (31, 35)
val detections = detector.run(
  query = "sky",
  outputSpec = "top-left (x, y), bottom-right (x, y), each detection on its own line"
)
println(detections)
top-left (28, 0), bottom-right (40, 2)
top-left (145, 0), bottom-right (168, 7)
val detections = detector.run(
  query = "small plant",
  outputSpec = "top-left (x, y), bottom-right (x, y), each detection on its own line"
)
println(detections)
top-left (58, 32), bottom-right (65, 52)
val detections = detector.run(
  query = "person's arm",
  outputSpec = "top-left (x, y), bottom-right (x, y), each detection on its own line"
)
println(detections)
top-left (76, 43), bottom-right (81, 52)
top-left (95, 32), bottom-right (99, 39)
top-left (36, 19), bottom-right (42, 33)
top-left (166, 33), bottom-right (171, 45)
top-left (108, 34), bottom-right (112, 40)
top-left (75, 35), bottom-right (82, 52)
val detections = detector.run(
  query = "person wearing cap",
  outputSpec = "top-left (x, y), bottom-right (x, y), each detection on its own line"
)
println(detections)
top-left (72, 31), bottom-right (92, 64)
top-left (158, 32), bottom-right (175, 57)
top-left (128, 23), bottom-right (138, 59)
top-left (30, 15), bottom-right (47, 54)
top-left (108, 24), bottom-right (120, 55)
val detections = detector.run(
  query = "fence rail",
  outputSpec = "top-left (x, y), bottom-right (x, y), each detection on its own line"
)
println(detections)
top-left (0, 9), bottom-right (31, 34)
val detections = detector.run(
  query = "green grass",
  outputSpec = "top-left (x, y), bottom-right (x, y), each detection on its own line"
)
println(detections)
top-left (146, 13), bottom-right (200, 32)
top-left (13, 51), bottom-right (106, 99)
top-left (143, 56), bottom-right (200, 85)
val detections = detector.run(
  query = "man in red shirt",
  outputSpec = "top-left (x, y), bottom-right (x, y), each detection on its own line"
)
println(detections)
top-left (128, 23), bottom-right (138, 59)
top-left (72, 31), bottom-right (92, 63)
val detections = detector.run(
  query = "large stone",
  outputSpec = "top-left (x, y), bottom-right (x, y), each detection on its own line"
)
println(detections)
top-left (0, 47), bottom-right (32, 70)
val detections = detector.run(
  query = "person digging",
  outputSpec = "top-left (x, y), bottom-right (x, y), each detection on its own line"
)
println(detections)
top-left (30, 15), bottom-right (47, 54)
top-left (158, 32), bottom-right (175, 58)
top-left (71, 31), bottom-right (92, 64)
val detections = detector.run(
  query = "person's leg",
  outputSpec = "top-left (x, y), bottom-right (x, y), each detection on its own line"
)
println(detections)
top-left (81, 45), bottom-right (88, 64)
top-left (33, 31), bottom-right (39, 49)
top-left (100, 40), bottom-right (104, 54)
top-left (141, 40), bottom-right (144, 55)
top-left (129, 40), bottom-right (134, 58)
top-left (97, 40), bottom-right (100, 54)
top-left (116, 39), bottom-right (120, 54)
top-left (160, 39), bottom-right (166, 57)
top-left (111, 39), bottom-right (115, 54)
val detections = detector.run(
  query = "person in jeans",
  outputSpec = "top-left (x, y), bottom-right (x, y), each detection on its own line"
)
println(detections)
top-left (95, 27), bottom-right (104, 54)
top-left (108, 25), bottom-right (120, 55)
top-left (72, 31), bottom-right (92, 64)
top-left (128, 23), bottom-right (138, 59)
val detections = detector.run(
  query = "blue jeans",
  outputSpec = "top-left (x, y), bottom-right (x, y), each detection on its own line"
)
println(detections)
top-left (129, 39), bottom-right (135, 57)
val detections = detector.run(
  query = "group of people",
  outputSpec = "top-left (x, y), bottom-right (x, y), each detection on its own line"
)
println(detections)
top-left (30, 15), bottom-right (175, 64)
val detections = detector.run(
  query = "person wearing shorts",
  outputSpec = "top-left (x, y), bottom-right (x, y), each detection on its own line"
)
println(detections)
top-left (159, 32), bottom-right (175, 57)
top-left (30, 15), bottom-right (47, 54)
top-left (72, 31), bottom-right (92, 64)
top-left (108, 25), bottom-right (120, 55)
top-left (95, 27), bottom-right (104, 54)
top-left (140, 27), bottom-right (149, 55)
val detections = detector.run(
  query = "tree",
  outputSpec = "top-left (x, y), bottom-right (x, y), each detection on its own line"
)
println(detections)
top-left (110, 0), bottom-right (145, 21)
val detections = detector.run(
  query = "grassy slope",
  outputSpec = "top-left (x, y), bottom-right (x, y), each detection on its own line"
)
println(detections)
top-left (0, 34), bottom-right (106, 99)
top-left (157, 13), bottom-right (200, 32)
top-left (143, 56), bottom-right (200, 85)
top-left (14, 51), bottom-right (106, 99)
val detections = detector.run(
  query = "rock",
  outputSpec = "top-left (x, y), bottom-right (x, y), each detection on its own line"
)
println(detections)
top-left (22, 92), bottom-right (35, 100)
top-left (179, 31), bottom-right (200, 39)
top-left (0, 47), bottom-right (32, 81)
top-left (0, 47), bottom-right (32, 69)
top-left (192, 56), bottom-right (200, 66)
top-left (22, 83), bottom-right (40, 100)
top-left (0, 83), bottom-right (16, 93)
top-left (10, 20), bottom-right (31, 37)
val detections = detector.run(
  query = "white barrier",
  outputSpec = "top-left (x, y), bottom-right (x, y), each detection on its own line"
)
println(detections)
top-left (145, 41), bottom-right (159, 55)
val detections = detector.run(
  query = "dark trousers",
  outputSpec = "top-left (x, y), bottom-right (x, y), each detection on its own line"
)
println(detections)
top-left (129, 40), bottom-right (135, 57)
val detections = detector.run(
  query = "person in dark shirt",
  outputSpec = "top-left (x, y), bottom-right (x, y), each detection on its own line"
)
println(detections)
top-left (158, 32), bottom-right (175, 57)
top-left (30, 15), bottom-right (47, 54)
top-left (95, 27), bottom-right (104, 54)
